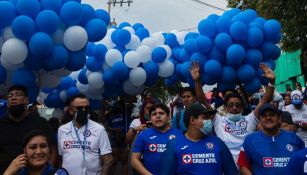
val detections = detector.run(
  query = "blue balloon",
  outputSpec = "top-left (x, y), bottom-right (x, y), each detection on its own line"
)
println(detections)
top-left (264, 19), bottom-right (281, 41)
top-left (248, 21), bottom-right (263, 30)
top-left (58, 77), bottom-right (73, 90)
top-left (215, 17), bottom-right (231, 33)
top-left (184, 32), bottom-right (199, 41)
top-left (244, 78), bottom-right (261, 93)
top-left (245, 49), bottom-right (263, 67)
top-left (198, 19), bottom-right (216, 38)
top-left (17, 0), bottom-right (41, 19)
top-left (221, 66), bottom-right (236, 83)
top-left (254, 17), bottom-right (266, 25)
top-left (0, 1), bottom-right (16, 28)
top-left (66, 51), bottom-right (86, 71)
top-left (85, 42), bottom-right (95, 56)
top-left (67, 87), bottom-right (79, 97)
top-left (208, 47), bottom-right (225, 63)
top-left (144, 74), bottom-right (159, 86)
top-left (165, 33), bottom-right (179, 48)
top-left (256, 68), bottom-right (269, 85)
top-left (103, 70), bottom-right (115, 85)
top-left (112, 61), bottom-right (129, 80)
top-left (180, 62), bottom-right (192, 79)
top-left (0, 64), bottom-right (7, 84)
top-left (35, 10), bottom-right (60, 34)
top-left (222, 8), bottom-right (241, 19)
top-left (244, 9), bottom-right (258, 20)
top-left (45, 45), bottom-right (69, 70)
top-left (12, 68), bottom-right (36, 88)
top-left (232, 11), bottom-right (254, 24)
top-left (78, 69), bottom-right (88, 84)
top-left (119, 22), bottom-right (131, 29)
top-left (226, 44), bottom-right (245, 68)
top-left (79, 4), bottom-right (96, 26)
top-left (214, 33), bottom-right (232, 52)
top-left (190, 52), bottom-right (207, 70)
top-left (237, 64), bottom-right (255, 83)
top-left (42, 88), bottom-right (53, 93)
top-left (12, 15), bottom-right (36, 40)
top-left (40, 0), bottom-right (63, 13)
top-left (89, 99), bottom-right (102, 110)
top-left (247, 28), bottom-right (263, 47)
top-left (86, 56), bottom-right (102, 72)
top-left (132, 23), bottom-right (144, 31)
top-left (29, 32), bottom-right (53, 57)
top-left (184, 38), bottom-right (198, 55)
top-left (86, 18), bottom-right (107, 42)
top-left (152, 47), bottom-right (167, 63)
top-left (135, 27), bottom-right (149, 41)
top-left (93, 44), bottom-right (108, 59)
top-left (144, 61), bottom-right (159, 77)
top-left (229, 21), bottom-right (247, 41)
top-left (204, 60), bottom-right (222, 78)
top-left (178, 49), bottom-right (190, 62)
top-left (175, 63), bottom-right (182, 75)
top-left (263, 59), bottom-right (276, 70)
top-left (196, 35), bottom-right (212, 53)
top-left (45, 92), bottom-right (61, 108)
top-left (60, 1), bottom-right (83, 26)
top-left (260, 42), bottom-right (279, 60)
top-left (95, 9), bottom-right (110, 25)
top-left (112, 29), bottom-right (131, 46)
top-left (24, 54), bottom-right (45, 70)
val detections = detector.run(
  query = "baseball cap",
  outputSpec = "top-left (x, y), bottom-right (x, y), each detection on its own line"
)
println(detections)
top-left (259, 103), bottom-right (278, 116)
top-left (291, 90), bottom-right (303, 100)
top-left (184, 103), bottom-right (217, 119)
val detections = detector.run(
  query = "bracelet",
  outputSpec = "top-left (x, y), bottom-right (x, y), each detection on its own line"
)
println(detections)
top-left (268, 82), bottom-right (275, 87)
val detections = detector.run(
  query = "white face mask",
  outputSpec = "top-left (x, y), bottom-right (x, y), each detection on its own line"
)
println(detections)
top-left (227, 113), bottom-right (242, 122)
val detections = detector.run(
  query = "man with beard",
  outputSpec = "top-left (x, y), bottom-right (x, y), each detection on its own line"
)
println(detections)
top-left (0, 85), bottom-right (56, 174)
top-left (284, 90), bottom-right (307, 146)
top-left (57, 93), bottom-right (113, 175)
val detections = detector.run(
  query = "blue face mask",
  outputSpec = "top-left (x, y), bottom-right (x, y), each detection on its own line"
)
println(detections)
top-left (292, 99), bottom-right (303, 105)
top-left (227, 113), bottom-right (242, 122)
top-left (199, 119), bottom-right (213, 135)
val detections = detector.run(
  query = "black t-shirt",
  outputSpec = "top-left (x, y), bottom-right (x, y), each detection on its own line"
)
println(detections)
top-left (0, 113), bottom-right (54, 174)
top-left (280, 110), bottom-right (294, 125)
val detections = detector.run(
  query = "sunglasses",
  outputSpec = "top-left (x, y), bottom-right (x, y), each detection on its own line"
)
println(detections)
top-left (226, 103), bottom-right (242, 108)
top-left (71, 106), bottom-right (90, 111)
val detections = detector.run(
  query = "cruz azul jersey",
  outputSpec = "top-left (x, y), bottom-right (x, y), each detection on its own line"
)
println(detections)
top-left (242, 130), bottom-right (305, 175)
top-left (285, 148), bottom-right (307, 175)
top-left (132, 127), bottom-right (181, 175)
top-left (160, 135), bottom-right (237, 175)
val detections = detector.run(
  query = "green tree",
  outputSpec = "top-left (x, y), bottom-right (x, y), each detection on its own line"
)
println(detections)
top-left (227, 0), bottom-right (307, 75)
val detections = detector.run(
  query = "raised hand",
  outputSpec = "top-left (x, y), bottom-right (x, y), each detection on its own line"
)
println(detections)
top-left (4, 154), bottom-right (27, 175)
top-left (190, 61), bottom-right (201, 81)
top-left (259, 63), bottom-right (275, 83)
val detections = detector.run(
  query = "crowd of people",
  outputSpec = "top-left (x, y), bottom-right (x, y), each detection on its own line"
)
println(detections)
top-left (1, 62), bottom-right (307, 175)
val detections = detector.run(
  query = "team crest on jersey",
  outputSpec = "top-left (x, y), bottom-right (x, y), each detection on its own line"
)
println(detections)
top-left (182, 154), bottom-right (192, 164)
top-left (83, 130), bottom-right (91, 137)
top-left (169, 134), bottom-right (176, 140)
top-left (63, 141), bottom-right (71, 149)
top-left (286, 144), bottom-right (293, 152)
top-left (225, 125), bottom-right (232, 132)
top-left (149, 144), bottom-right (157, 152)
top-left (240, 121), bottom-right (247, 127)
top-left (206, 142), bottom-right (214, 150)
top-left (263, 157), bottom-right (273, 167)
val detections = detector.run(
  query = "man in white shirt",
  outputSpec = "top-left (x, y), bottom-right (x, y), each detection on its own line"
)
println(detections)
top-left (58, 93), bottom-right (113, 175)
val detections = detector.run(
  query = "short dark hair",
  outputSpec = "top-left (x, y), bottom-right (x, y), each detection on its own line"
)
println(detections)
top-left (224, 92), bottom-right (244, 105)
top-left (65, 93), bottom-right (88, 106)
top-left (8, 85), bottom-right (28, 96)
top-left (180, 87), bottom-right (196, 96)
top-left (22, 130), bottom-right (50, 148)
top-left (149, 103), bottom-right (170, 116)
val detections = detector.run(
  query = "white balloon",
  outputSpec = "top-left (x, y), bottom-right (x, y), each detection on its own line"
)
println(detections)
top-left (158, 60), bottom-right (175, 77)
top-left (123, 79), bottom-right (144, 96)
top-left (105, 49), bottom-right (123, 67)
top-left (129, 67), bottom-right (146, 86)
top-left (76, 81), bottom-right (88, 93)
top-left (170, 29), bottom-right (179, 34)
top-left (1, 38), bottom-right (28, 64)
top-left (141, 38), bottom-right (157, 49)
top-left (59, 90), bottom-right (67, 102)
top-left (106, 28), bottom-right (116, 37)
top-left (88, 72), bottom-right (104, 89)
top-left (0, 36), bottom-right (4, 52)
top-left (176, 31), bottom-right (187, 45)
top-left (3, 27), bottom-right (15, 41)
top-left (125, 35), bottom-right (141, 50)
top-left (69, 70), bottom-right (80, 80)
top-left (37, 91), bottom-right (48, 104)
top-left (0, 56), bottom-right (24, 70)
top-left (159, 45), bottom-right (172, 59)
top-left (101, 37), bottom-right (114, 49)
top-left (124, 51), bottom-right (141, 68)
top-left (63, 26), bottom-right (88, 51)
top-left (102, 62), bottom-right (111, 71)
top-left (123, 26), bottom-right (135, 35)
top-left (52, 28), bottom-right (64, 44)
top-left (136, 45), bottom-right (152, 63)
top-left (86, 69), bottom-right (92, 78)
top-left (151, 32), bottom-right (165, 46)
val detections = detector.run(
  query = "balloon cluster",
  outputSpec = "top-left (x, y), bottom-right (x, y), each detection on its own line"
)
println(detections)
top-left (0, 0), bottom-right (110, 103)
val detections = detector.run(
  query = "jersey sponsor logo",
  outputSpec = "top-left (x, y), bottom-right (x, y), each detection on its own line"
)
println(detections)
top-left (180, 145), bottom-right (189, 150)
top-left (169, 134), bottom-right (176, 140)
top-left (83, 130), bottom-right (91, 137)
top-left (148, 143), bottom-right (167, 152)
top-left (149, 136), bottom-right (157, 140)
top-left (206, 142), bottom-right (214, 150)
top-left (62, 140), bottom-right (91, 150)
top-left (224, 123), bottom-right (248, 135)
top-left (263, 157), bottom-right (290, 167)
top-left (286, 144), bottom-right (293, 152)
top-left (182, 154), bottom-right (192, 164)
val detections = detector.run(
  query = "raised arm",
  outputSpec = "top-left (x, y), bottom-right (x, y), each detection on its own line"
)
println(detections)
top-left (253, 63), bottom-right (275, 119)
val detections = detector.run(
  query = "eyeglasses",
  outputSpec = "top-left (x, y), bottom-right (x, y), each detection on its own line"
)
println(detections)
top-left (226, 103), bottom-right (242, 108)
top-left (7, 93), bottom-right (25, 99)
top-left (71, 106), bottom-right (90, 111)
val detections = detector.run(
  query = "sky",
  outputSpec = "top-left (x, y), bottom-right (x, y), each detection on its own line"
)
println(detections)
top-left (83, 0), bottom-right (228, 32)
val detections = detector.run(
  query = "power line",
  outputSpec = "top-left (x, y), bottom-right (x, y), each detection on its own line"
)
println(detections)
top-left (189, 0), bottom-right (226, 11)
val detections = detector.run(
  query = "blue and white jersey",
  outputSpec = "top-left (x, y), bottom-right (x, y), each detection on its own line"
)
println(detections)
top-left (285, 148), bottom-right (307, 175)
top-left (132, 127), bottom-right (181, 175)
top-left (160, 134), bottom-right (237, 175)
top-left (242, 130), bottom-right (305, 175)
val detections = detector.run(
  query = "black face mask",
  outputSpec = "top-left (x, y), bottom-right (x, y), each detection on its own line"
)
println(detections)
top-left (74, 110), bottom-right (89, 126)
top-left (8, 104), bottom-right (26, 117)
